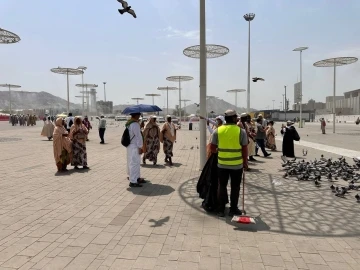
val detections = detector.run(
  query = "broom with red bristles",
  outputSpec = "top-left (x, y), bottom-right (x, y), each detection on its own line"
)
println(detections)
top-left (231, 170), bottom-right (256, 224)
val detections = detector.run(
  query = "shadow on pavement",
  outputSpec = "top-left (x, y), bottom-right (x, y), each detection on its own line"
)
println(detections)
top-left (178, 173), bottom-right (360, 237)
top-left (149, 216), bottom-right (170, 227)
top-left (127, 183), bottom-right (175, 197)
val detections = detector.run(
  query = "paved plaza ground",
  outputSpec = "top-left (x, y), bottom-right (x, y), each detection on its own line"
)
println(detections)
top-left (0, 120), bottom-right (360, 270)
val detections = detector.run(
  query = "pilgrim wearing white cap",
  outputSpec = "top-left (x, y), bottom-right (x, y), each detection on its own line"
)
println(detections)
top-left (281, 120), bottom-right (300, 158)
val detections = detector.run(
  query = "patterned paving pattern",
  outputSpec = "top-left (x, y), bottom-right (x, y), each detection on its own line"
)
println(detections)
top-left (0, 121), bottom-right (359, 270)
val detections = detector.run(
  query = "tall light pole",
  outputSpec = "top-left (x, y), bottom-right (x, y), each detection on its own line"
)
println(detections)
top-left (76, 84), bottom-right (98, 115)
top-left (132, 97), bottom-right (144, 105)
top-left (77, 66), bottom-right (87, 115)
top-left (103, 82), bottom-right (107, 102)
top-left (50, 67), bottom-right (83, 114)
top-left (284, 85), bottom-right (287, 120)
top-left (226, 89), bottom-right (246, 109)
top-left (157, 87), bottom-right (178, 115)
top-left (183, 44), bottom-right (229, 169)
top-left (244, 13), bottom-right (255, 112)
top-left (145, 93), bottom-right (161, 105)
top-left (272, 100), bottom-right (275, 110)
top-left (166, 76), bottom-right (194, 124)
top-left (181, 99), bottom-right (191, 117)
top-left (314, 57), bottom-right (358, 133)
top-left (0, 84), bottom-right (21, 114)
top-left (282, 94), bottom-right (285, 111)
top-left (293, 47), bottom-right (308, 127)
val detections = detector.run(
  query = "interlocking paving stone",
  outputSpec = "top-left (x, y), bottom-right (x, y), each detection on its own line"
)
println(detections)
top-left (0, 121), bottom-right (360, 269)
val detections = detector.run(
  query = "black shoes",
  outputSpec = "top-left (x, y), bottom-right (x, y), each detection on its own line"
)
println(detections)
top-left (129, 183), bottom-right (142, 188)
top-left (229, 208), bottom-right (242, 217)
top-left (249, 156), bottom-right (257, 161)
top-left (265, 153), bottom-right (271, 157)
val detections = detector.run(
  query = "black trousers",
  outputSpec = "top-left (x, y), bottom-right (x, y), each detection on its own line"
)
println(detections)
top-left (99, 128), bottom-right (106, 142)
top-left (256, 139), bottom-right (268, 156)
top-left (217, 167), bottom-right (243, 212)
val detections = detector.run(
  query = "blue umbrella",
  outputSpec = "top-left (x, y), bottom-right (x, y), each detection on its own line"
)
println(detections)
top-left (122, 104), bottom-right (162, 115)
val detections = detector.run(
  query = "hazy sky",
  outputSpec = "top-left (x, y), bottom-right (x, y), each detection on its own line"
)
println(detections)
top-left (1, 0), bottom-right (360, 110)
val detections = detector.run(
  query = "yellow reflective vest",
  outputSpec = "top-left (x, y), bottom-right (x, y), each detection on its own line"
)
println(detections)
top-left (217, 124), bottom-right (243, 166)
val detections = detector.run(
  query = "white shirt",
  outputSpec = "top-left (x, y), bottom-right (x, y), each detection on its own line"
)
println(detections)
top-left (65, 116), bottom-right (74, 129)
top-left (128, 122), bottom-right (143, 148)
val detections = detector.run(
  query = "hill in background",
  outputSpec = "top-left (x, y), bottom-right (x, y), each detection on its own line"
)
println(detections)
top-left (0, 91), bottom-right (80, 111)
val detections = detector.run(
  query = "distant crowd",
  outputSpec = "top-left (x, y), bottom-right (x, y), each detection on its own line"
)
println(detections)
top-left (9, 114), bottom-right (38, 126)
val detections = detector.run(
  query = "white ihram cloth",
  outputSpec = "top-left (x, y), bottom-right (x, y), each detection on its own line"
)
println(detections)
top-left (126, 122), bottom-right (143, 184)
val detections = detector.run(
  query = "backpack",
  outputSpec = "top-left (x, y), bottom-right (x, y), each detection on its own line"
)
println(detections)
top-left (68, 118), bottom-right (73, 128)
top-left (121, 127), bottom-right (135, 147)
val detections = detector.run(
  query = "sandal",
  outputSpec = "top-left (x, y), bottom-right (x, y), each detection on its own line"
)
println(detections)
top-left (129, 183), bottom-right (142, 188)
top-left (137, 178), bottom-right (147, 184)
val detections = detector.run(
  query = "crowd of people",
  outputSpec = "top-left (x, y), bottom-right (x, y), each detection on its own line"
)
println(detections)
top-left (197, 110), bottom-right (301, 217)
top-left (8, 114), bottom-right (38, 126)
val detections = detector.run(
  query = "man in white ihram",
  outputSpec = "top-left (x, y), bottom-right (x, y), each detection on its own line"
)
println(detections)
top-left (126, 112), bottom-right (146, 187)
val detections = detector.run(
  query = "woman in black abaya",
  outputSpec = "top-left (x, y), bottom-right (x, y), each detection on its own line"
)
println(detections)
top-left (281, 120), bottom-right (300, 158)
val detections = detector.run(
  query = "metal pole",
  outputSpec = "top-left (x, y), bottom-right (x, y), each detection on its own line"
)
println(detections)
top-left (166, 88), bottom-right (169, 115)
top-left (299, 50), bottom-right (303, 127)
top-left (246, 21), bottom-right (251, 112)
top-left (152, 96), bottom-right (154, 105)
top-left (66, 71), bottom-right (70, 114)
top-left (8, 85), bottom-right (11, 115)
top-left (104, 82), bottom-right (107, 102)
top-left (235, 92), bottom-right (238, 108)
top-left (86, 85), bottom-right (89, 113)
top-left (284, 86), bottom-right (287, 120)
top-left (333, 61), bottom-right (336, 133)
top-left (199, 0), bottom-right (207, 169)
top-left (81, 73), bottom-right (84, 115)
top-left (179, 80), bottom-right (181, 123)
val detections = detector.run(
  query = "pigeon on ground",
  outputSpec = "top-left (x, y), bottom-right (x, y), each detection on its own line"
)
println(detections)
top-left (190, 146), bottom-right (194, 150)
top-left (252, 77), bottom-right (265, 82)
top-left (355, 194), bottom-right (360, 202)
top-left (330, 185), bottom-right (336, 192)
top-left (314, 179), bottom-right (321, 187)
top-left (302, 149), bottom-right (308, 156)
top-left (117, 0), bottom-right (137, 18)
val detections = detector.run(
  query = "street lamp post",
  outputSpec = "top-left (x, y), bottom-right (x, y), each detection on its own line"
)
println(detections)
top-left (145, 93), bottom-right (161, 105)
top-left (51, 67), bottom-right (83, 114)
top-left (181, 99), bottom-right (191, 117)
top-left (75, 84), bottom-right (98, 115)
top-left (284, 85), bottom-right (287, 120)
top-left (243, 13), bottom-right (255, 112)
top-left (183, 44), bottom-right (229, 168)
top-left (293, 47), bottom-right (308, 127)
top-left (77, 66), bottom-right (87, 115)
top-left (157, 87), bottom-right (178, 115)
top-left (226, 89), bottom-right (246, 109)
top-left (0, 84), bottom-right (21, 114)
top-left (132, 97), bottom-right (144, 105)
top-left (313, 57), bottom-right (358, 133)
top-left (103, 82), bottom-right (107, 102)
top-left (166, 76), bottom-right (194, 124)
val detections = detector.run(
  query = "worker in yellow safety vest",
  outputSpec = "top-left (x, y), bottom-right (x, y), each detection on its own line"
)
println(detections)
top-left (210, 109), bottom-right (248, 217)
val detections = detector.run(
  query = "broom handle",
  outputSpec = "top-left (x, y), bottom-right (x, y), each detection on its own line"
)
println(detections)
top-left (242, 170), bottom-right (245, 212)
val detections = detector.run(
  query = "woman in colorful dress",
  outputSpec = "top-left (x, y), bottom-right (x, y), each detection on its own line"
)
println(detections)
top-left (160, 115), bottom-right (177, 166)
top-left (142, 115), bottom-right (161, 165)
top-left (266, 120), bottom-right (277, 151)
top-left (82, 116), bottom-right (92, 141)
top-left (53, 118), bottom-right (72, 172)
top-left (69, 117), bottom-right (89, 170)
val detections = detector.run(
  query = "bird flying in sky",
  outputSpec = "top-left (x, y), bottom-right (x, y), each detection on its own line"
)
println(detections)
top-left (117, 0), bottom-right (137, 18)
top-left (252, 77), bottom-right (265, 82)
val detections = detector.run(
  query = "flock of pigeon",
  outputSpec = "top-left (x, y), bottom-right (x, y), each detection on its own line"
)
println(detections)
top-left (281, 155), bottom-right (360, 202)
